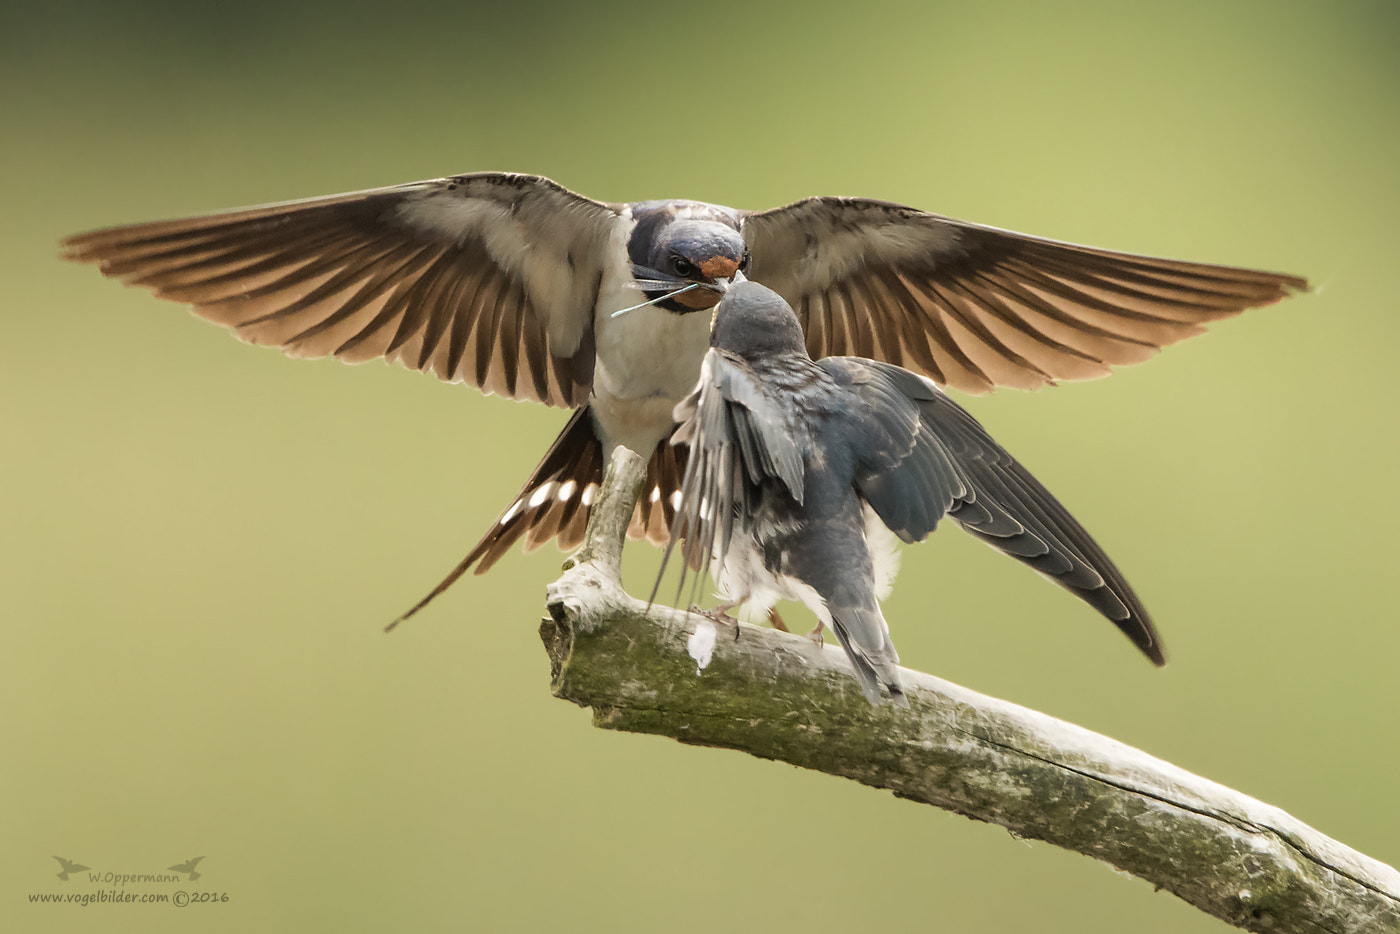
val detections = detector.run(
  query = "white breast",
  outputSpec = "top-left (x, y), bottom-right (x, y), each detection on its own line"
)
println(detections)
top-left (592, 277), bottom-right (713, 403)
top-left (588, 208), bottom-right (714, 456)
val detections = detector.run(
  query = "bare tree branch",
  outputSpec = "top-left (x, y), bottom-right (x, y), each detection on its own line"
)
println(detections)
top-left (542, 449), bottom-right (1400, 934)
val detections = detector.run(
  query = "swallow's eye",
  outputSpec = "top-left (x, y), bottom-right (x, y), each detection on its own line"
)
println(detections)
top-left (672, 256), bottom-right (694, 278)
top-left (739, 251), bottom-right (751, 272)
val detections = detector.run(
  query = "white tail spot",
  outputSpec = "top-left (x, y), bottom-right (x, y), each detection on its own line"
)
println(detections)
top-left (528, 483), bottom-right (556, 509)
top-left (557, 480), bottom-right (577, 502)
top-left (499, 499), bottom-right (523, 526)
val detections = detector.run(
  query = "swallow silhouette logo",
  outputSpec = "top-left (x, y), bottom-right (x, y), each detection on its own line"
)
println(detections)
top-left (168, 857), bottom-right (204, 881)
top-left (53, 856), bottom-right (90, 882)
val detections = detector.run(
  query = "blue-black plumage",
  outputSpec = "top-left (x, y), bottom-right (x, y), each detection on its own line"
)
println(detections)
top-left (663, 280), bottom-right (1163, 706)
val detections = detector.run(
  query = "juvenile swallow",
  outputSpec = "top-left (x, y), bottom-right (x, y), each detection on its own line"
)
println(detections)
top-left (62, 173), bottom-right (1306, 623)
top-left (661, 280), bottom-right (1163, 705)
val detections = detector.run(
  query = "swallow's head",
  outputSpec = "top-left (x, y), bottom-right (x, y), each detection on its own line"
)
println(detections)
top-left (710, 281), bottom-right (808, 358)
top-left (628, 201), bottom-right (750, 313)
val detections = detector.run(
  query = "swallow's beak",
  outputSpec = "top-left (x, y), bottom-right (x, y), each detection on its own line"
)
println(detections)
top-left (713, 269), bottom-right (747, 292)
top-left (686, 260), bottom-right (746, 306)
top-left (669, 255), bottom-right (739, 311)
top-left (621, 259), bottom-right (745, 315)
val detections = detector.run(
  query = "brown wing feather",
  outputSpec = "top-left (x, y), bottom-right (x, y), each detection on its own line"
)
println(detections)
top-left (628, 439), bottom-right (690, 548)
top-left (743, 197), bottom-right (1308, 394)
top-left (385, 411), bottom-right (691, 628)
top-left (63, 173), bottom-right (621, 407)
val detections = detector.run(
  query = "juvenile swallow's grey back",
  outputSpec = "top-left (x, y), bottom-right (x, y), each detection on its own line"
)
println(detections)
top-left (62, 173), bottom-right (1305, 622)
top-left (664, 281), bottom-right (1163, 704)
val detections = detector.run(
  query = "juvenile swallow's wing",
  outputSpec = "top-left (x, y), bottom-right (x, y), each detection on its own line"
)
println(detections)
top-left (822, 357), bottom-right (1164, 664)
top-left (745, 198), bottom-right (1308, 394)
top-left (660, 349), bottom-right (806, 601)
top-left (63, 173), bottom-right (621, 407)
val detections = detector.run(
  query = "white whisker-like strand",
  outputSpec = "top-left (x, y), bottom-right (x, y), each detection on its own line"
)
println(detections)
top-left (611, 282), bottom-right (702, 317)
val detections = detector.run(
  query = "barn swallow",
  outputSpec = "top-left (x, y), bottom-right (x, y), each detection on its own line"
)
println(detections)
top-left (62, 173), bottom-right (1307, 625)
top-left (661, 279), bottom-right (1162, 705)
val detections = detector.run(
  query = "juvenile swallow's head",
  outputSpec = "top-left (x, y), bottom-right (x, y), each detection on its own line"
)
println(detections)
top-left (710, 280), bottom-right (808, 358)
top-left (628, 201), bottom-right (750, 313)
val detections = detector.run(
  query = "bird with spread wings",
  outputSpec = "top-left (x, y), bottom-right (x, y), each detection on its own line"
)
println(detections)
top-left (63, 173), bottom-right (1307, 623)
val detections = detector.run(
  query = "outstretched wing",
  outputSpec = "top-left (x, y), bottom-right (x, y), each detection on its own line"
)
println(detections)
top-left (822, 357), bottom-right (1164, 664)
top-left (745, 198), bottom-right (1308, 394)
top-left (63, 173), bottom-right (621, 407)
top-left (657, 349), bottom-right (805, 605)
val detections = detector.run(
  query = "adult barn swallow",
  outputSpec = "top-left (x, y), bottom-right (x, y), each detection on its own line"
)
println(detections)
top-left (62, 173), bottom-right (1306, 623)
top-left (663, 280), bottom-right (1162, 705)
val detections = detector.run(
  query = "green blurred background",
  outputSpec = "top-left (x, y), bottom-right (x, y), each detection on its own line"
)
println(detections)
top-left (4, 1), bottom-right (1397, 930)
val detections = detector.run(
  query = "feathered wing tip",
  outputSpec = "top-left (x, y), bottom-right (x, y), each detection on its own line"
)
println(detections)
top-left (60, 174), bottom-right (616, 408)
top-left (384, 406), bottom-right (602, 631)
top-left (924, 393), bottom-right (1167, 665)
top-left (745, 196), bottom-right (1310, 395)
top-left (386, 409), bottom-right (691, 631)
top-left (650, 366), bottom-right (728, 611)
top-left (842, 359), bottom-right (1166, 666)
top-left (940, 430), bottom-right (1166, 666)
top-left (649, 412), bottom-right (720, 612)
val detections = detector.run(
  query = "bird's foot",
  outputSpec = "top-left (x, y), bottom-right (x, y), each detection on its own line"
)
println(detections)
top-left (806, 621), bottom-right (826, 648)
top-left (767, 608), bottom-right (790, 632)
